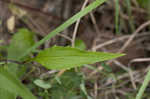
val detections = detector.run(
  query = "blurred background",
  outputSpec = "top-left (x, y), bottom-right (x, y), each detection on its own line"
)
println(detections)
top-left (0, 0), bottom-right (150, 99)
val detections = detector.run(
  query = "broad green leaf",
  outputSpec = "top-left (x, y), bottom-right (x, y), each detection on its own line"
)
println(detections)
top-left (33, 46), bottom-right (125, 70)
top-left (34, 79), bottom-right (51, 89)
top-left (7, 28), bottom-right (35, 76)
top-left (8, 28), bottom-right (35, 60)
top-left (0, 89), bottom-right (16, 99)
top-left (0, 67), bottom-right (36, 99)
top-left (75, 39), bottom-right (86, 50)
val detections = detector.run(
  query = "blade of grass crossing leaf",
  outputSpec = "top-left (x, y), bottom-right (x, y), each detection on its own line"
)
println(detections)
top-left (19, 0), bottom-right (107, 60)
top-left (136, 69), bottom-right (150, 99)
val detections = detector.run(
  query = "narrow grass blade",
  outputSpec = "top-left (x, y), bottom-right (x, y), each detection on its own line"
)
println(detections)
top-left (136, 69), bottom-right (150, 99)
top-left (125, 0), bottom-right (135, 32)
top-left (115, 0), bottom-right (119, 34)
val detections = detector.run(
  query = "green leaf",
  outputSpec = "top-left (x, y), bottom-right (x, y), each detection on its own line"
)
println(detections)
top-left (7, 28), bottom-right (35, 76)
top-left (8, 28), bottom-right (35, 60)
top-left (0, 67), bottom-right (36, 99)
top-left (0, 89), bottom-right (16, 99)
top-left (34, 79), bottom-right (51, 89)
top-left (75, 39), bottom-right (86, 50)
top-left (33, 46), bottom-right (125, 70)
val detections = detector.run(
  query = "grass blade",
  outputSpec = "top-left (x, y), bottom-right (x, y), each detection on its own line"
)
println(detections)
top-left (115, 0), bottom-right (119, 34)
top-left (136, 69), bottom-right (150, 99)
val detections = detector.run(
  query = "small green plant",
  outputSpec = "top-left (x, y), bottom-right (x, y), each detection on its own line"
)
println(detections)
top-left (0, 0), bottom-right (125, 98)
